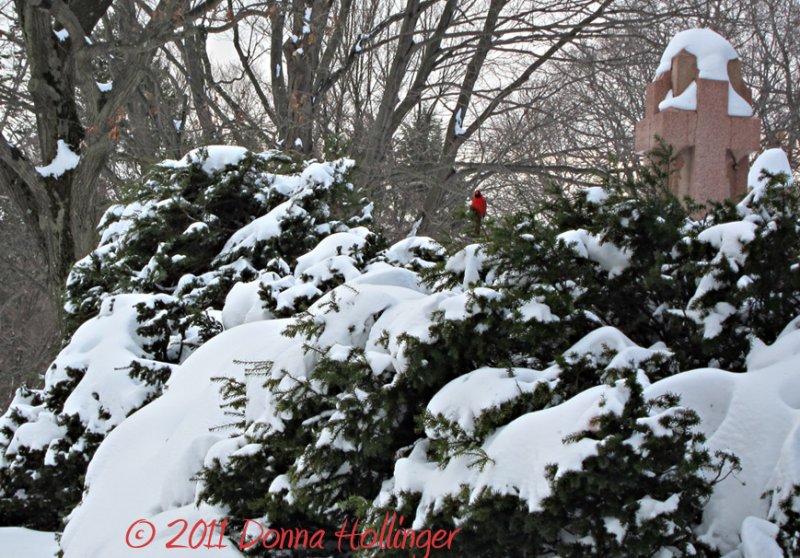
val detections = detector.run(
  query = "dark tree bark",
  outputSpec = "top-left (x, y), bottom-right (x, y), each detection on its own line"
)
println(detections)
top-left (0, 0), bottom-right (223, 304)
top-left (182, 24), bottom-right (218, 144)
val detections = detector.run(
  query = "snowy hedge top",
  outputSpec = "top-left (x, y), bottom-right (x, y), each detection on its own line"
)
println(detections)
top-left (748, 148), bottom-right (793, 191)
top-left (159, 145), bottom-right (250, 174)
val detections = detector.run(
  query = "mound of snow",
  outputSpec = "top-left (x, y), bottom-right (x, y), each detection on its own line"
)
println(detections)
top-left (160, 145), bottom-right (249, 174)
top-left (221, 277), bottom-right (272, 329)
top-left (697, 221), bottom-right (758, 266)
top-left (646, 343), bottom-right (800, 551)
top-left (0, 527), bottom-right (59, 558)
top-left (426, 367), bottom-right (559, 436)
top-left (740, 517), bottom-right (782, 558)
top-left (557, 229), bottom-right (631, 278)
top-left (383, 236), bottom-right (445, 269)
top-left (60, 319), bottom-right (305, 558)
top-left (294, 228), bottom-right (371, 278)
top-left (747, 148), bottom-right (793, 202)
top-left (656, 29), bottom-right (739, 81)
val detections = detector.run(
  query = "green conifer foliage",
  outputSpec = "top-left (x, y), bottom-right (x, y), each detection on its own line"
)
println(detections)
top-left (0, 149), bottom-right (371, 531)
top-left (199, 155), bottom-right (800, 557)
top-left (373, 360), bottom-right (738, 558)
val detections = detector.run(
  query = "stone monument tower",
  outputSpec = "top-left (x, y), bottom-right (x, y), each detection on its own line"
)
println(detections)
top-left (634, 29), bottom-right (761, 203)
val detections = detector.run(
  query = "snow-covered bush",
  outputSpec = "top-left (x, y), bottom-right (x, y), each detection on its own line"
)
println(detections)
top-left (64, 147), bottom-right (371, 332)
top-left (374, 357), bottom-right (737, 558)
top-left (194, 152), bottom-right (800, 558)
top-left (0, 294), bottom-right (181, 530)
top-left (3, 144), bottom-right (800, 558)
top-left (0, 147), bottom-right (372, 531)
top-left (481, 151), bottom-right (800, 372)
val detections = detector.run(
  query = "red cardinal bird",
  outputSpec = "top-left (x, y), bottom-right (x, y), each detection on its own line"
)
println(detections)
top-left (469, 190), bottom-right (487, 235)
top-left (470, 190), bottom-right (487, 219)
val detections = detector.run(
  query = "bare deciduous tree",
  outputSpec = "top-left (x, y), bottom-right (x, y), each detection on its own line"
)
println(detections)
top-left (0, 0), bottom-right (226, 302)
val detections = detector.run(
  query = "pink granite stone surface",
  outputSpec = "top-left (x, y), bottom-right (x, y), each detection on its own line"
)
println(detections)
top-left (634, 49), bottom-right (761, 204)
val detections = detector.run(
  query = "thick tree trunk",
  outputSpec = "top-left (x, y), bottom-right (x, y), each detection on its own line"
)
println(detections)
top-left (182, 25), bottom-right (217, 145)
top-left (2, 0), bottom-right (218, 302)
top-left (281, 0), bottom-right (333, 156)
top-left (14, 1), bottom-right (84, 293)
top-left (284, 42), bottom-right (315, 154)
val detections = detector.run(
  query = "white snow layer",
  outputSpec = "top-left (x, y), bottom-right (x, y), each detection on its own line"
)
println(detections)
top-left (655, 29), bottom-right (753, 117)
top-left (221, 278), bottom-right (271, 329)
top-left (0, 527), bottom-right (59, 558)
top-left (740, 516), bottom-right (783, 558)
top-left (218, 200), bottom-right (305, 256)
top-left (383, 236), bottom-right (444, 268)
top-left (585, 186), bottom-right (609, 204)
top-left (35, 140), bottom-right (80, 178)
top-left (60, 319), bottom-right (303, 558)
top-left (444, 244), bottom-right (488, 287)
top-left (557, 229), bottom-right (631, 277)
top-left (656, 29), bottom-right (740, 81)
top-left (426, 367), bottom-right (558, 436)
top-left (647, 321), bottom-right (800, 551)
top-left (728, 83), bottom-right (754, 117)
top-left (658, 82), bottom-right (752, 117)
top-left (387, 383), bottom-right (620, 527)
top-left (697, 221), bottom-right (758, 267)
top-left (57, 295), bottom-right (800, 557)
top-left (294, 228), bottom-right (370, 278)
top-left (748, 148), bottom-right (794, 200)
top-left (160, 145), bottom-right (249, 174)
top-left (659, 81), bottom-right (698, 111)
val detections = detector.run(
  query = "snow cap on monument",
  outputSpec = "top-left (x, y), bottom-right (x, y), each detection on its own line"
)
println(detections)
top-left (635, 28), bottom-right (761, 204)
top-left (655, 29), bottom-right (741, 82)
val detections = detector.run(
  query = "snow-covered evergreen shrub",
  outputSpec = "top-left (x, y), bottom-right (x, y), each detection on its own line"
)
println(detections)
top-left (0, 294), bottom-right (172, 530)
top-left (0, 383), bottom-right (101, 530)
top-left (4, 141), bottom-right (800, 556)
top-left (0, 147), bottom-right (372, 531)
top-left (198, 241), bottom-right (450, 546)
top-left (480, 155), bottom-right (800, 372)
top-left (197, 154), bottom-right (800, 557)
top-left (64, 147), bottom-right (369, 332)
top-left (677, 169), bottom-right (800, 369)
top-left (375, 360), bottom-right (737, 558)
